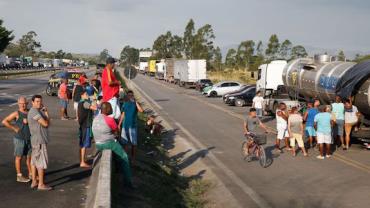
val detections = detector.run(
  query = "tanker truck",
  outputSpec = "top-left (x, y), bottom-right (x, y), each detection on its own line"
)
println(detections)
top-left (282, 54), bottom-right (370, 140)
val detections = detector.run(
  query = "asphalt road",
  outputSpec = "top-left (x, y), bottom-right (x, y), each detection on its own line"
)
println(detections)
top-left (0, 69), bottom-right (96, 208)
top-left (132, 74), bottom-right (370, 208)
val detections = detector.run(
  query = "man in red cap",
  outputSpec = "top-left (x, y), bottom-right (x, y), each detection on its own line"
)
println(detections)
top-left (101, 57), bottom-right (121, 119)
top-left (72, 76), bottom-right (87, 120)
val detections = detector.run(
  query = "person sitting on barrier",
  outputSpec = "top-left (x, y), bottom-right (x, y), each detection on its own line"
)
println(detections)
top-left (243, 108), bottom-right (268, 155)
top-left (92, 102), bottom-right (133, 187)
top-left (288, 107), bottom-right (308, 157)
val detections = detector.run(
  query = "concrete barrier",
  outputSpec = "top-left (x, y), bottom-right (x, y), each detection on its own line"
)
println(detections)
top-left (86, 150), bottom-right (112, 208)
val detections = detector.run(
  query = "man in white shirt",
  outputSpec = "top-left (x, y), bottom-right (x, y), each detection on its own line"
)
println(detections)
top-left (252, 91), bottom-right (264, 118)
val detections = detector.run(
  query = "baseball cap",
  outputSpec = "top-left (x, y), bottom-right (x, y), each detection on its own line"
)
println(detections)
top-left (106, 57), bottom-right (117, 64)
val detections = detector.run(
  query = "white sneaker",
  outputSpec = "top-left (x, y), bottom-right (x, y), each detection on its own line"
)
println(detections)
top-left (326, 154), bottom-right (332, 158)
top-left (17, 175), bottom-right (31, 183)
top-left (316, 155), bottom-right (325, 160)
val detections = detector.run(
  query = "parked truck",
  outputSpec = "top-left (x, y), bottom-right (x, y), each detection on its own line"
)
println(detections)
top-left (179, 59), bottom-right (207, 88)
top-left (147, 60), bottom-right (157, 76)
top-left (164, 58), bottom-right (175, 83)
top-left (139, 51), bottom-right (152, 74)
top-left (174, 59), bottom-right (187, 84)
top-left (155, 59), bottom-right (165, 80)
top-left (259, 55), bottom-right (370, 140)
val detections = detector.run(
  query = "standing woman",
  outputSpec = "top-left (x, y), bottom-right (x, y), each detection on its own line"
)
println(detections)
top-left (343, 98), bottom-right (360, 150)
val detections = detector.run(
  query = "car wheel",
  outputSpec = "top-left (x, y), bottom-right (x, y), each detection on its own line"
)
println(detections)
top-left (210, 91), bottom-right (217, 97)
top-left (235, 99), bottom-right (245, 107)
top-left (46, 85), bottom-right (52, 96)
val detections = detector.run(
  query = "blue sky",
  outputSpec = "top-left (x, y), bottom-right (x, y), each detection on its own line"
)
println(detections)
top-left (0, 0), bottom-right (369, 57)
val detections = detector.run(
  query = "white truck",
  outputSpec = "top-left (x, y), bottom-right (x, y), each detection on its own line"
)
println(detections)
top-left (256, 60), bottom-right (299, 113)
top-left (179, 59), bottom-right (207, 88)
top-left (174, 59), bottom-right (187, 85)
top-left (139, 51), bottom-right (152, 74)
top-left (155, 59), bottom-right (165, 80)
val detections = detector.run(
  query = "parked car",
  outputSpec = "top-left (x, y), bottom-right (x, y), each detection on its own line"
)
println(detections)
top-left (206, 81), bottom-right (242, 97)
top-left (195, 79), bottom-right (213, 91)
top-left (226, 86), bottom-right (257, 107)
top-left (46, 70), bottom-right (85, 96)
top-left (222, 85), bottom-right (254, 103)
top-left (202, 85), bottom-right (213, 95)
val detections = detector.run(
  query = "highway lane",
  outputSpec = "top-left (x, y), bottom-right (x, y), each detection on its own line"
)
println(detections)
top-left (133, 74), bottom-right (370, 208)
top-left (0, 69), bottom-right (97, 208)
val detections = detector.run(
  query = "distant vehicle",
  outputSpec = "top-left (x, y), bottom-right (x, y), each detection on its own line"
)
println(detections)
top-left (223, 85), bottom-right (254, 103)
top-left (225, 86), bottom-right (256, 107)
top-left (206, 81), bottom-right (242, 97)
top-left (155, 59), bottom-right (165, 80)
top-left (202, 85), bottom-right (213, 95)
top-left (174, 59), bottom-right (187, 84)
top-left (179, 60), bottom-right (207, 88)
top-left (139, 51), bottom-right (152, 73)
top-left (195, 79), bottom-right (213, 92)
top-left (46, 70), bottom-right (84, 96)
top-left (148, 60), bottom-right (157, 76)
top-left (164, 58), bottom-right (176, 83)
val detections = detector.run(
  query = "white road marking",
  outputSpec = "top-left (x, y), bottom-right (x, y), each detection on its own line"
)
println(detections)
top-left (131, 78), bottom-right (271, 208)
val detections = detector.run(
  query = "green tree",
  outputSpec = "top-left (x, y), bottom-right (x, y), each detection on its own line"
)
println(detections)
top-left (211, 46), bottom-right (222, 71)
top-left (183, 19), bottom-right (195, 59)
top-left (152, 31), bottom-right (183, 59)
top-left (120, 45), bottom-right (139, 66)
top-left (98, 49), bottom-right (110, 64)
top-left (56, 49), bottom-right (65, 59)
top-left (192, 24), bottom-right (216, 62)
top-left (225, 48), bottom-right (237, 69)
top-left (265, 34), bottom-right (280, 60)
top-left (291, 45), bottom-right (308, 59)
top-left (256, 41), bottom-right (264, 56)
top-left (4, 42), bottom-right (22, 57)
top-left (0, 19), bottom-right (14, 53)
top-left (18, 31), bottom-right (41, 56)
top-left (64, 53), bottom-right (73, 60)
top-left (279, 39), bottom-right (292, 60)
top-left (236, 40), bottom-right (255, 70)
top-left (337, 50), bottom-right (345, 61)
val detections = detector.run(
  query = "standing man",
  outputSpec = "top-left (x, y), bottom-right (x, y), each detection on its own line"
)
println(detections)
top-left (118, 90), bottom-right (144, 163)
top-left (102, 57), bottom-right (121, 120)
top-left (28, 95), bottom-right (52, 191)
top-left (72, 76), bottom-right (86, 121)
top-left (304, 99), bottom-right (320, 149)
top-left (78, 90), bottom-right (97, 168)
top-left (314, 105), bottom-right (334, 159)
top-left (275, 103), bottom-right (290, 153)
top-left (252, 91), bottom-right (264, 118)
top-left (58, 78), bottom-right (69, 120)
top-left (331, 96), bottom-right (345, 148)
top-left (2, 96), bottom-right (32, 182)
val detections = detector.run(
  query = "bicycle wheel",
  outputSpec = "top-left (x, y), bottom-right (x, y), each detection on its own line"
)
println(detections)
top-left (258, 146), bottom-right (267, 168)
top-left (241, 141), bottom-right (249, 159)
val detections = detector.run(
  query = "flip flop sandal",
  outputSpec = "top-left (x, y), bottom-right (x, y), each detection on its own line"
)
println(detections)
top-left (37, 186), bottom-right (53, 191)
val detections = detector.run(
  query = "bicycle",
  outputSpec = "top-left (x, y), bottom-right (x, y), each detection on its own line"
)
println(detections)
top-left (241, 132), bottom-right (268, 168)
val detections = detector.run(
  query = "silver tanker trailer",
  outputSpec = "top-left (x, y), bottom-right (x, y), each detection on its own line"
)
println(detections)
top-left (282, 54), bottom-right (370, 141)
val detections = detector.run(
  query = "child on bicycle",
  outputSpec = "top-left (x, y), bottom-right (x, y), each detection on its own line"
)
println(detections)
top-left (243, 108), bottom-right (269, 155)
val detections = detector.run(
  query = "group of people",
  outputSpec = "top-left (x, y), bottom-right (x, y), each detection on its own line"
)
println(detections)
top-left (247, 94), bottom-right (361, 159)
top-left (2, 57), bottom-right (143, 190)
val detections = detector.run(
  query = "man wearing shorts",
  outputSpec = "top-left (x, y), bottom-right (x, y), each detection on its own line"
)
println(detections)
top-left (118, 90), bottom-right (143, 163)
top-left (28, 95), bottom-right (52, 191)
top-left (58, 78), bottom-right (69, 120)
top-left (331, 96), bottom-right (345, 149)
top-left (314, 105), bottom-right (334, 159)
top-left (304, 99), bottom-right (320, 148)
top-left (275, 103), bottom-right (290, 153)
top-left (72, 76), bottom-right (86, 121)
top-left (78, 90), bottom-right (97, 168)
top-left (2, 96), bottom-right (32, 183)
top-left (102, 57), bottom-right (121, 119)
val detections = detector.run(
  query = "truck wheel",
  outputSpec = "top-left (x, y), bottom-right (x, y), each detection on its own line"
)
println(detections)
top-left (46, 85), bottom-right (52, 96)
top-left (210, 91), bottom-right (217, 97)
top-left (235, 99), bottom-right (245, 107)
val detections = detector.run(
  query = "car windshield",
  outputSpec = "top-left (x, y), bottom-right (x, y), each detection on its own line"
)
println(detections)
top-left (202, 79), bottom-right (212, 83)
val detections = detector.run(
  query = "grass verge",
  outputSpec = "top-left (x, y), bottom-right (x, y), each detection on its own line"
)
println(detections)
top-left (112, 113), bottom-right (211, 208)
top-left (207, 70), bottom-right (257, 84)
